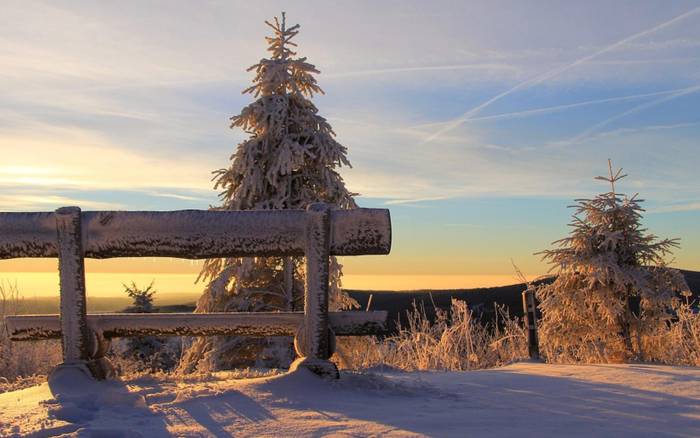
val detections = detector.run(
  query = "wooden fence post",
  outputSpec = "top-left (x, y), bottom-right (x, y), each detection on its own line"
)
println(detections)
top-left (55, 206), bottom-right (91, 365)
top-left (291, 203), bottom-right (339, 378)
top-left (522, 288), bottom-right (540, 361)
top-left (283, 257), bottom-right (295, 310)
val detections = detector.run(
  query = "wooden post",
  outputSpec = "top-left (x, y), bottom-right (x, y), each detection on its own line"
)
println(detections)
top-left (283, 257), bottom-right (295, 310)
top-left (291, 203), bottom-right (338, 378)
top-left (55, 206), bottom-right (91, 364)
top-left (303, 203), bottom-right (331, 359)
top-left (522, 288), bottom-right (540, 361)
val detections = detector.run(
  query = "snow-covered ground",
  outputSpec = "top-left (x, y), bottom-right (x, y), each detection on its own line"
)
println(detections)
top-left (2, 362), bottom-right (700, 437)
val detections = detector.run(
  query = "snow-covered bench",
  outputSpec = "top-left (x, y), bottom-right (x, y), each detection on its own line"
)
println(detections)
top-left (2, 204), bottom-right (391, 380)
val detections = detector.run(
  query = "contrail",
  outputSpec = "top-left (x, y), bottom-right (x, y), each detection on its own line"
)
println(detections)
top-left (425, 5), bottom-right (700, 142)
top-left (566, 83), bottom-right (700, 144)
top-left (411, 87), bottom-right (691, 132)
top-left (457, 88), bottom-right (691, 123)
top-left (324, 63), bottom-right (517, 79)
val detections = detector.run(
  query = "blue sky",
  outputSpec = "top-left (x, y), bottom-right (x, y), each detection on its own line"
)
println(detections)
top-left (1, 0), bottom-right (699, 287)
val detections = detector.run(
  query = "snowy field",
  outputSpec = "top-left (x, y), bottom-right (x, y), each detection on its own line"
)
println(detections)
top-left (2, 362), bottom-right (700, 437)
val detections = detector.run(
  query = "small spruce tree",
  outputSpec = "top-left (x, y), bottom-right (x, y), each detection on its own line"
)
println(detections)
top-left (123, 281), bottom-right (155, 313)
top-left (536, 161), bottom-right (689, 362)
top-left (180, 13), bottom-right (358, 372)
top-left (120, 282), bottom-right (178, 372)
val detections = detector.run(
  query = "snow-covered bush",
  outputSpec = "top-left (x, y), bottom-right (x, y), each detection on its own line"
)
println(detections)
top-left (536, 162), bottom-right (690, 363)
top-left (181, 13), bottom-right (358, 373)
top-left (335, 299), bottom-right (528, 371)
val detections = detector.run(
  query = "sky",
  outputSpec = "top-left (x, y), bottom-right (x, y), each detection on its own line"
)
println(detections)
top-left (1, 0), bottom-right (700, 296)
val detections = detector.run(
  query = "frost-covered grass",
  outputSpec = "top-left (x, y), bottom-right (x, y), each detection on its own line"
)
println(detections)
top-left (539, 299), bottom-right (700, 366)
top-left (335, 299), bottom-right (529, 371)
top-left (3, 278), bottom-right (699, 396)
top-left (0, 281), bottom-right (61, 391)
top-left (336, 297), bottom-right (700, 370)
top-left (646, 300), bottom-right (700, 366)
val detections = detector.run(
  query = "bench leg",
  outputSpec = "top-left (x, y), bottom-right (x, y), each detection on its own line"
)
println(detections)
top-left (291, 203), bottom-right (339, 379)
top-left (53, 207), bottom-right (100, 384)
top-left (85, 330), bottom-right (116, 380)
top-left (48, 328), bottom-right (116, 396)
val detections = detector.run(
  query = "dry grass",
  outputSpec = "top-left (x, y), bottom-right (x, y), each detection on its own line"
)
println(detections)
top-left (0, 281), bottom-right (62, 392)
top-left (536, 297), bottom-right (700, 366)
top-left (334, 299), bottom-right (529, 371)
top-left (336, 296), bottom-right (700, 371)
top-left (640, 299), bottom-right (700, 366)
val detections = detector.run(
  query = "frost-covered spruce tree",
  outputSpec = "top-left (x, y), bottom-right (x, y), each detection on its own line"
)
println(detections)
top-left (180, 13), bottom-right (357, 372)
top-left (536, 161), bottom-right (689, 363)
top-left (119, 282), bottom-right (179, 373)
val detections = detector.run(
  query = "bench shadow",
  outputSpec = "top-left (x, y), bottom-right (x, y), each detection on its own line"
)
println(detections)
top-left (248, 367), bottom-right (700, 437)
top-left (43, 377), bottom-right (172, 437)
top-left (176, 390), bottom-right (276, 438)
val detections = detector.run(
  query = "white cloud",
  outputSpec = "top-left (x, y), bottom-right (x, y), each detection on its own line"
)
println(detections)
top-left (0, 194), bottom-right (123, 211)
top-left (0, 129), bottom-right (216, 192)
top-left (647, 202), bottom-right (700, 213)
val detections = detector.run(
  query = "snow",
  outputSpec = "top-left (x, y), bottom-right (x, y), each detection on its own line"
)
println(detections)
top-left (2, 362), bottom-right (700, 437)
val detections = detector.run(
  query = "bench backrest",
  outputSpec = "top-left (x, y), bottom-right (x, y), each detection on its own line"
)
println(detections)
top-left (0, 208), bottom-right (391, 259)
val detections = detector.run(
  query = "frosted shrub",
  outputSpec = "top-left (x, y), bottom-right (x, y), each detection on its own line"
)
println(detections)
top-left (335, 299), bottom-right (528, 371)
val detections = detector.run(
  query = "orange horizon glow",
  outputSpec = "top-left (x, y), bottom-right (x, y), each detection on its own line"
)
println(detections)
top-left (1, 271), bottom-right (540, 298)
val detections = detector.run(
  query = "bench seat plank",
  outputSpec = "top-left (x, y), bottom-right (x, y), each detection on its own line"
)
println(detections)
top-left (5, 311), bottom-right (388, 340)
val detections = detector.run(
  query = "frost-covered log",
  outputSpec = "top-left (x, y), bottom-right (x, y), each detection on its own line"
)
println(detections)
top-left (0, 212), bottom-right (56, 257)
top-left (0, 208), bottom-right (390, 259)
top-left (5, 311), bottom-right (388, 340)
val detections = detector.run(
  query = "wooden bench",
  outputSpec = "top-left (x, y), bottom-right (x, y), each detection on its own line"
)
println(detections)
top-left (2, 203), bottom-right (391, 380)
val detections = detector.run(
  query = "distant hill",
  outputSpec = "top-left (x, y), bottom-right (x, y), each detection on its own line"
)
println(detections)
top-left (6, 294), bottom-right (199, 315)
top-left (347, 269), bottom-right (700, 333)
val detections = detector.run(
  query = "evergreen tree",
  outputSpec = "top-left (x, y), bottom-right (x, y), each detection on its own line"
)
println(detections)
top-left (123, 281), bottom-right (155, 313)
top-left (180, 13), bottom-right (357, 372)
top-left (536, 161), bottom-right (689, 362)
top-left (119, 282), bottom-right (178, 372)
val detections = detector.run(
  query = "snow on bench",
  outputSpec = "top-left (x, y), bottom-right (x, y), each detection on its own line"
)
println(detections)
top-left (6, 311), bottom-right (389, 339)
top-left (1, 204), bottom-right (391, 380)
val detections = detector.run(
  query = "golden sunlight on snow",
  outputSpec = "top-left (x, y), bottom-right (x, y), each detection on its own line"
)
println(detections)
top-left (2, 363), bottom-right (700, 437)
